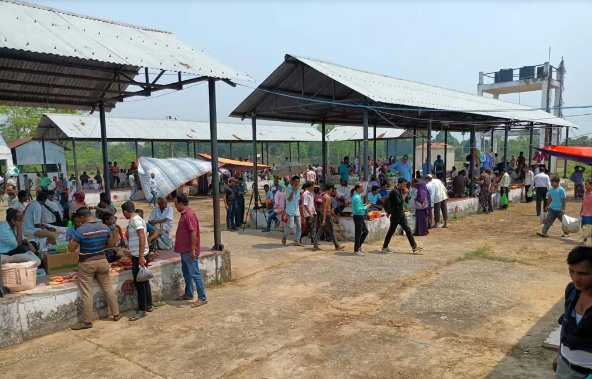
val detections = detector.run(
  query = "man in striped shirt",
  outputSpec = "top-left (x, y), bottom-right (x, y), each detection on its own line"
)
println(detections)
top-left (69, 208), bottom-right (121, 330)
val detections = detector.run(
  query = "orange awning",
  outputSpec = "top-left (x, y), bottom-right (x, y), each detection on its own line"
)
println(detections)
top-left (199, 153), bottom-right (270, 169)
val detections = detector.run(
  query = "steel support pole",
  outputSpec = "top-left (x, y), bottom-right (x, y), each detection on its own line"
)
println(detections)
top-left (261, 143), bottom-right (264, 165)
top-left (229, 142), bottom-right (232, 158)
top-left (186, 141), bottom-right (190, 157)
top-left (208, 79), bottom-right (222, 251)
top-left (363, 110), bottom-right (369, 181)
top-left (135, 141), bottom-right (139, 157)
top-left (426, 119), bottom-right (432, 176)
top-left (41, 139), bottom-right (47, 168)
top-left (503, 126), bottom-right (509, 172)
top-left (354, 140), bottom-right (357, 158)
top-left (251, 115), bottom-right (259, 208)
top-left (288, 142), bottom-right (292, 162)
top-left (491, 128), bottom-right (495, 153)
top-left (151, 141), bottom-right (155, 158)
top-left (193, 142), bottom-right (197, 159)
top-left (266, 142), bottom-right (269, 166)
top-left (412, 126), bottom-right (417, 176)
top-left (564, 126), bottom-right (570, 178)
top-left (469, 125), bottom-right (476, 196)
top-left (72, 139), bottom-right (79, 186)
top-left (99, 103), bottom-right (111, 201)
top-left (322, 122), bottom-right (327, 184)
top-left (444, 127), bottom-right (448, 179)
top-left (528, 123), bottom-right (534, 167)
top-left (373, 123), bottom-right (377, 177)
top-left (386, 139), bottom-right (389, 158)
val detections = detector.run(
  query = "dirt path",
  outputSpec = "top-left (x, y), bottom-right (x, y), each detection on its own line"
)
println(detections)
top-left (0, 197), bottom-right (579, 378)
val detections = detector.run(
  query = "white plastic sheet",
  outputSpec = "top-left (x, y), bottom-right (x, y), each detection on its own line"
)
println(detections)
top-left (562, 214), bottom-right (580, 235)
top-left (138, 157), bottom-right (213, 199)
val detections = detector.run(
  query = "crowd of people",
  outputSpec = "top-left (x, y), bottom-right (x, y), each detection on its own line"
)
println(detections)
top-left (0, 186), bottom-right (207, 328)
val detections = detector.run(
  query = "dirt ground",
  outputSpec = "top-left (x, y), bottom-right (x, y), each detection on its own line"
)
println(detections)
top-left (0, 194), bottom-right (580, 379)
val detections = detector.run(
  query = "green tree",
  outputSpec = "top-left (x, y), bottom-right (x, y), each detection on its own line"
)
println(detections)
top-left (0, 106), bottom-right (77, 143)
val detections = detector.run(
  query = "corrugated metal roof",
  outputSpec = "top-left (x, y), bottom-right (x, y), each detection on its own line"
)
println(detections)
top-left (230, 54), bottom-right (574, 130)
top-left (0, 1), bottom-right (250, 110)
top-left (294, 55), bottom-right (572, 127)
top-left (326, 126), bottom-right (409, 141)
top-left (0, 0), bottom-right (250, 80)
top-left (36, 113), bottom-right (323, 142)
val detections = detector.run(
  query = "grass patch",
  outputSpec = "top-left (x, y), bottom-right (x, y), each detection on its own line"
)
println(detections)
top-left (457, 245), bottom-right (518, 263)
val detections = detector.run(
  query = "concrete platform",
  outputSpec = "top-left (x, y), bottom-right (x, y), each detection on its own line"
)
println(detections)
top-left (0, 248), bottom-right (231, 348)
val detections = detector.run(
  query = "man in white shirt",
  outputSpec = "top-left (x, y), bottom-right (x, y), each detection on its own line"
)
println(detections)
top-left (10, 190), bottom-right (28, 213)
top-left (426, 174), bottom-right (449, 228)
top-left (499, 169), bottom-right (511, 209)
top-left (523, 165), bottom-right (535, 203)
top-left (148, 173), bottom-right (158, 206)
top-left (301, 181), bottom-right (317, 243)
top-left (306, 166), bottom-right (316, 184)
top-left (23, 191), bottom-right (57, 245)
top-left (42, 190), bottom-right (64, 226)
top-left (533, 168), bottom-right (551, 216)
top-left (148, 197), bottom-right (174, 235)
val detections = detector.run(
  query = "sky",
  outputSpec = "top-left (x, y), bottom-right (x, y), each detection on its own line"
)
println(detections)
top-left (30, 0), bottom-right (592, 138)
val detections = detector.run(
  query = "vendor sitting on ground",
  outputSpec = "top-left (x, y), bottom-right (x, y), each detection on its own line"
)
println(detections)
top-left (148, 197), bottom-right (174, 235)
top-left (452, 170), bottom-right (466, 198)
top-left (0, 208), bottom-right (41, 266)
top-left (367, 185), bottom-right (383, 211)
top-left (336, 179), bottom-right (351, 205)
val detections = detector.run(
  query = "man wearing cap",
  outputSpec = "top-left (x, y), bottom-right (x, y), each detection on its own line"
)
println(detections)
top-left (69, 208), bottom-right (121, 329)
top-left (571, 166), bottom-right (586, 200)
top-left (537, 177), bottom-right (567, 238)
top-left (392, 155), bottom-right (412, 183)
top-left (262, 186), bottom-right (282, 232)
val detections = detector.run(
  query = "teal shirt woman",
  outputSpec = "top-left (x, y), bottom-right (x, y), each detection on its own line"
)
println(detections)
top-left (352, 191), bottom-right (367, 216)
top-left (351, 184), bottom-right (370, 255)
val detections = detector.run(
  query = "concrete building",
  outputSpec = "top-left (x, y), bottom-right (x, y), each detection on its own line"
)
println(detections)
top-left (415, 142), bottom-right (455, 173)
top-left (0, 134), bottom-right (14, 174)
top-left (8, 137), bottom-right (67, 188)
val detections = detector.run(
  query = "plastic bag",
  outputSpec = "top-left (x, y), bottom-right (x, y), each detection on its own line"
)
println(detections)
top-left (136, 265), bottom-right (154, 282)
top-left (500, 193), bottom-right (509, 207)
top-left (539, 212), bottom-right (547, 224)
top-left (157, 233), bottom-right (174, 250)
top-left (562, 214), bottom-right (580, 234)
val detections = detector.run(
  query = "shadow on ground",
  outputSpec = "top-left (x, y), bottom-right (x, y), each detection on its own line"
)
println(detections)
top-left (485, 298), bottom-right (562, 379)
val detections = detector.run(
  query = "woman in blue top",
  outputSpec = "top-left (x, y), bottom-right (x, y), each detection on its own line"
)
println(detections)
top-left (351, 184), bottom-right (371, 256)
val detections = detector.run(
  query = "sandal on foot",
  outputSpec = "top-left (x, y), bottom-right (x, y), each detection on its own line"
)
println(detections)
top-left (71, 322), bottom-right (93, 330)
top-left (113, 314), bottom-right (123, 321)
top-left (128, 311), bottom-right (146, 321)
top-left (145, 307), bottom-right (153, 313)
top-left (176, 295), bottom-right (193, 301)
top-left (191, 300), bottom-right (208, 308)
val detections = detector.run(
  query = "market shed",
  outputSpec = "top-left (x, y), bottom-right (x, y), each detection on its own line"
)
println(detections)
top-left (0, 0), bottom-right (250, 250)
top-left (230, 54), bottom-right (575, 184)
top-left (35, 112), bottom-right (322, 172)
